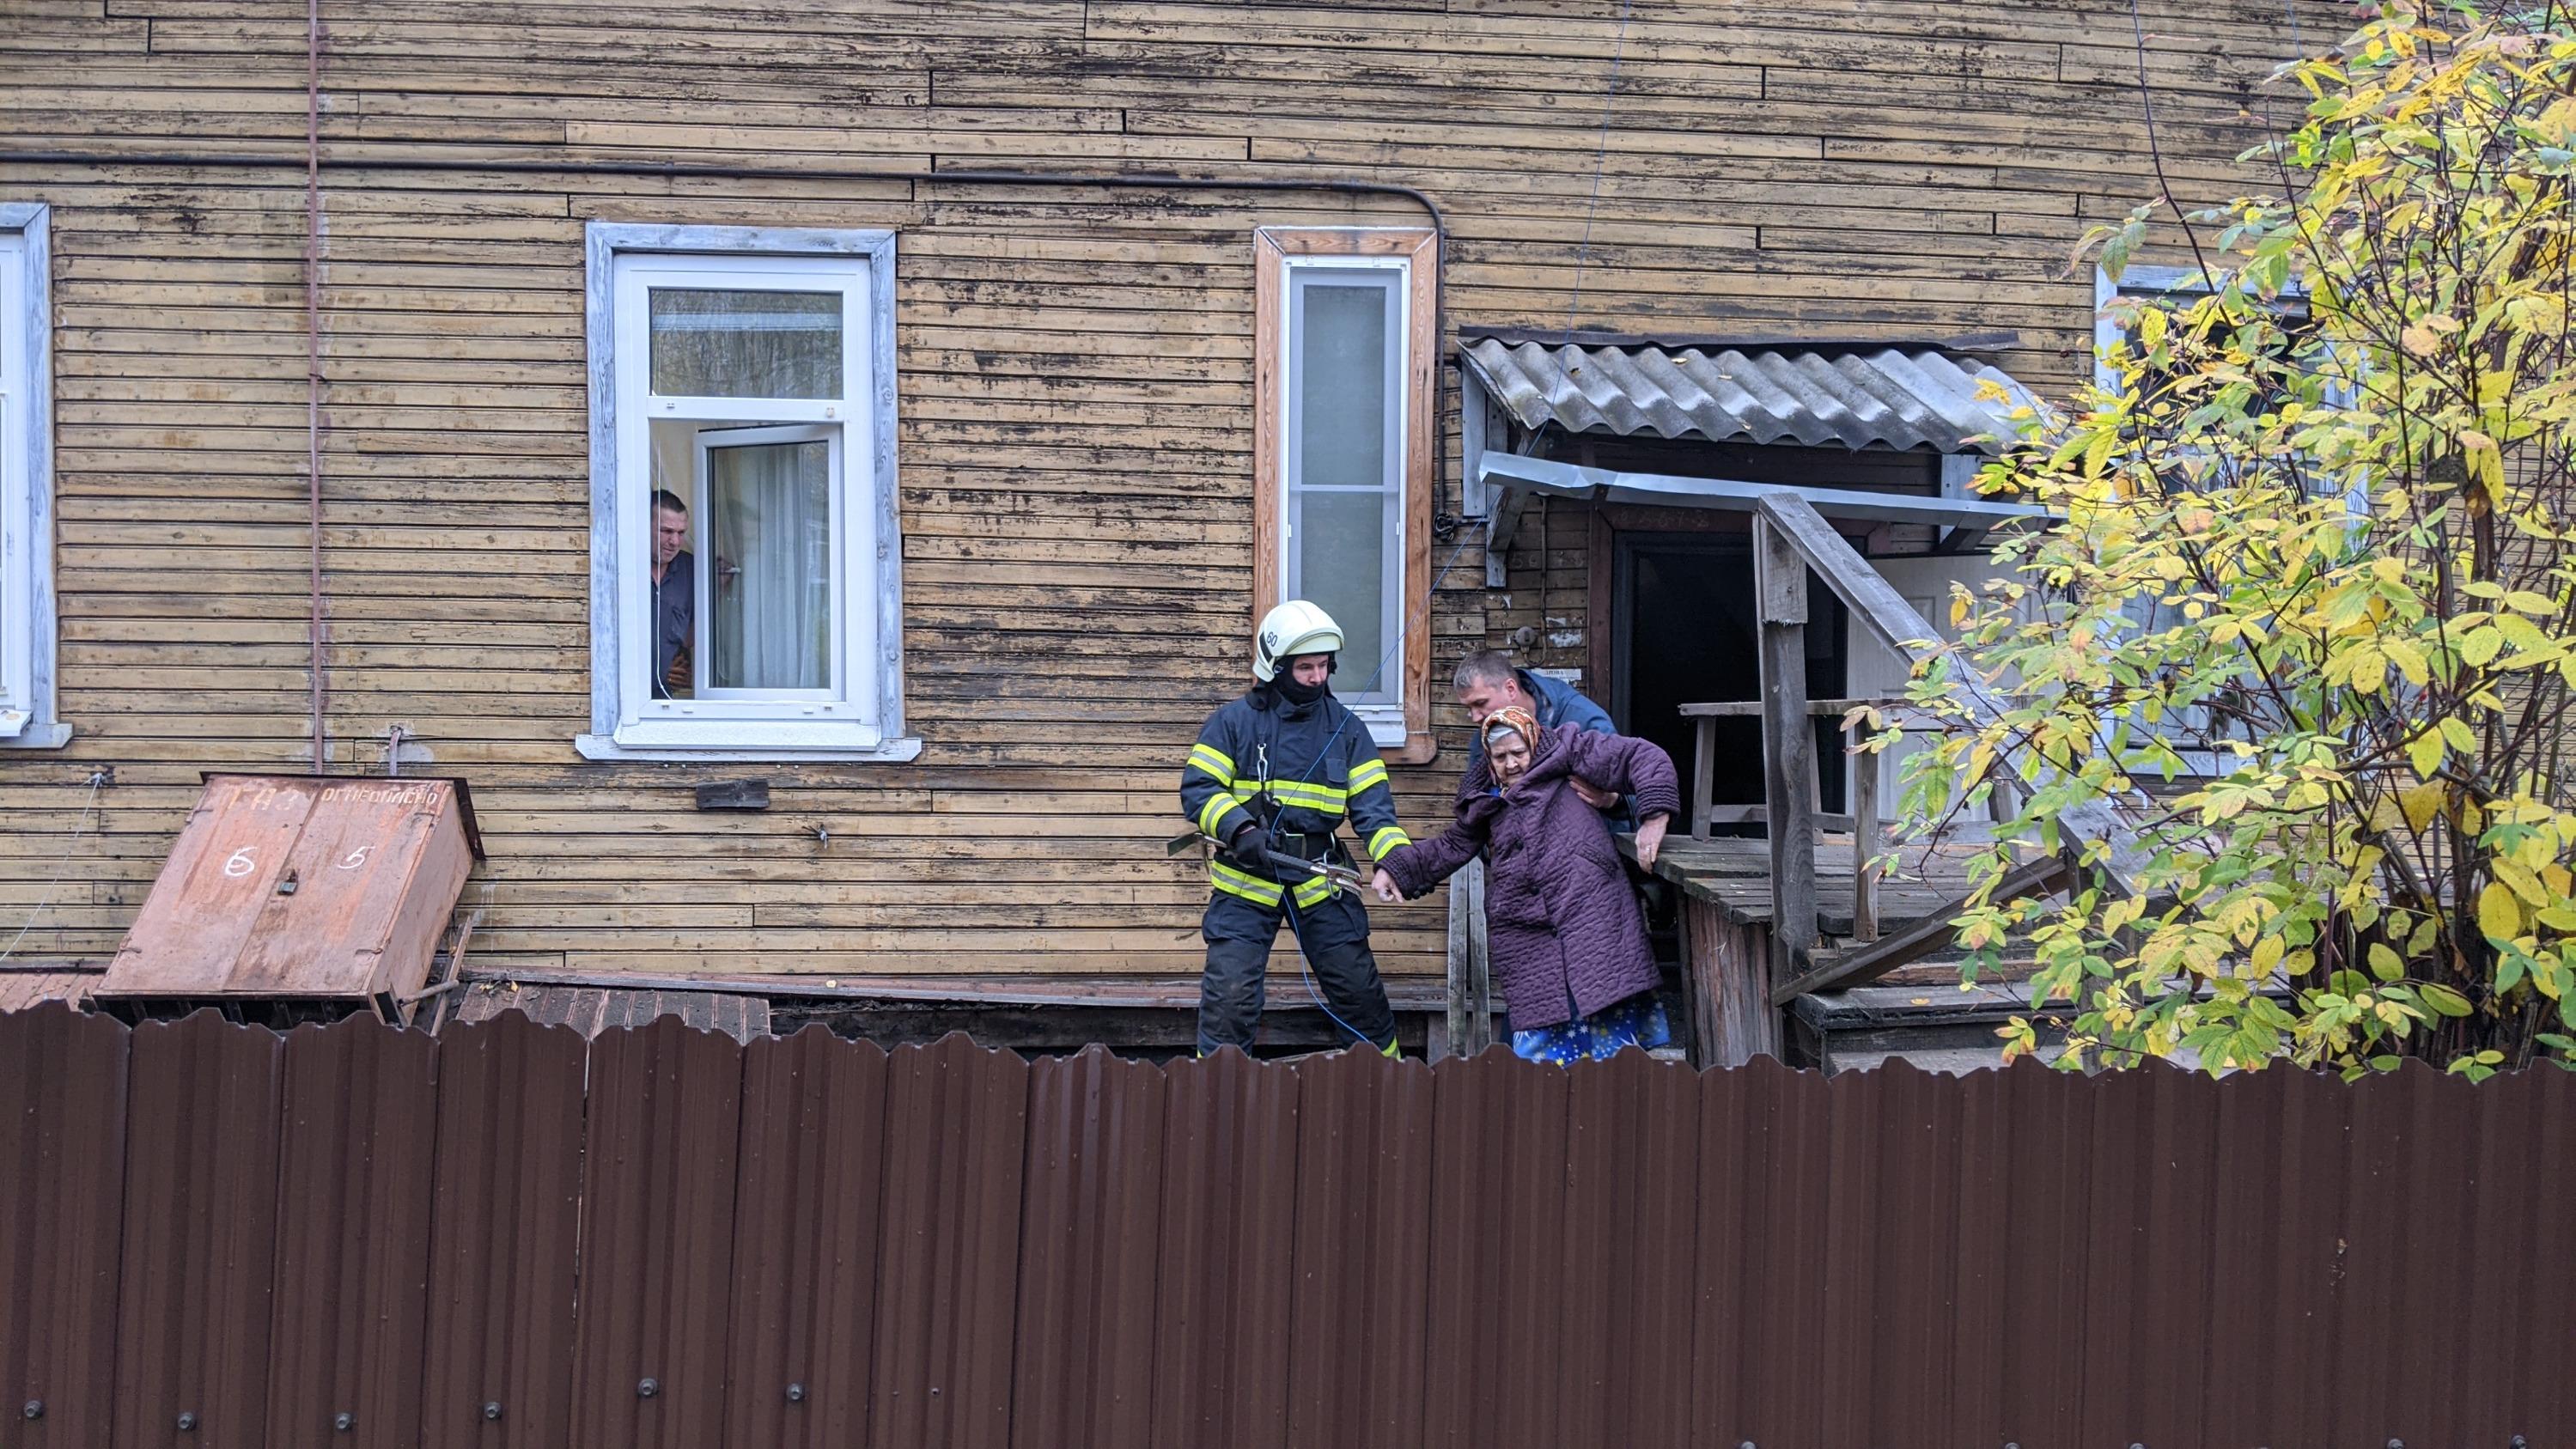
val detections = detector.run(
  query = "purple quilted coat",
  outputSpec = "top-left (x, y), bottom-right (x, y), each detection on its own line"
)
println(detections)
top-left (1384, 724), bottom-right (1681, 1031)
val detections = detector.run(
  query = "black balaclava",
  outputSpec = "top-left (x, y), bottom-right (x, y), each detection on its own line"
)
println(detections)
top-left (1268, 654), bottom-right (1335, 707)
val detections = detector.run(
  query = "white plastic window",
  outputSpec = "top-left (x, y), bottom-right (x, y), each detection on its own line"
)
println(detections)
top-left (581, 227), bottom-right (910, 761)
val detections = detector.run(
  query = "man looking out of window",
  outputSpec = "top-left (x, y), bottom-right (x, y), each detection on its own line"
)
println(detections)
top-left (650, 488), bottom-right (694, 699)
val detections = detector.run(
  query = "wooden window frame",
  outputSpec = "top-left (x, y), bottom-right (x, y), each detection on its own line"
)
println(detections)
top-left (1253, 225), bottom-right (1438, 764)
top-left (577, 222), bottom-right (916, 764)
top-left (0, 203), bottom-right (64, 750)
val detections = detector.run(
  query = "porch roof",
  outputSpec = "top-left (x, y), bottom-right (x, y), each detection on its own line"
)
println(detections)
top-left (1459, 336), bottom-right (2039, 454)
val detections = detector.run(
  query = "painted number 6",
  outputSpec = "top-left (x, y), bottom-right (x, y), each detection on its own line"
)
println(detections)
top-left (222, 847), bottom-right (257, 878)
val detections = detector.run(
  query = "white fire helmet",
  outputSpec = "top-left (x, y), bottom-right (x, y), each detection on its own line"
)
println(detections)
top-left (1252, 600), bottom-right (1343, 682)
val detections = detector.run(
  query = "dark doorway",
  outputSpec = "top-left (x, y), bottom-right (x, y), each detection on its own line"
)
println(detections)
top-left (1611, 533), bottom-right (1847, 819)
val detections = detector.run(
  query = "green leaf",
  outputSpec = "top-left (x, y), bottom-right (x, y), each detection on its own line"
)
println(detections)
top-left (2367, 942), bottom-right (2405, 982)
top-left (2419, 983), bottom-right (2475, 1017)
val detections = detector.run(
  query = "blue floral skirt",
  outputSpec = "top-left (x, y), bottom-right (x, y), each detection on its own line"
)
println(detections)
top-left (1510, 991), bottom-right (1672, 1065)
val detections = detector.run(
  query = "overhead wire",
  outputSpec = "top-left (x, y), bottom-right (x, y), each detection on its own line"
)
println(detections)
top-left (1562, 0), bottom-right (1640, 346)
top-left (1260, 0), bottom-right (1641, 1053)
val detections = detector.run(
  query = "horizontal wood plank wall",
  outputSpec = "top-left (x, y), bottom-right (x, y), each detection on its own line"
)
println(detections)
top-left (0, 0), bottom-right (2338, 993)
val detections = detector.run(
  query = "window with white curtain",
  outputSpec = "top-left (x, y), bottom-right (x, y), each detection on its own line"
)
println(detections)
top-left (1255, 227), bottom-right (1437, 758)
top-left (0, 203), bottom-right (64, 750)
top-left (580, 226), bottom-right (912, 761)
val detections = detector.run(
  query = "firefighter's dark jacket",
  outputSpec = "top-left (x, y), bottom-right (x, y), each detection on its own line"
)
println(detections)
top-left (1181, 686), bottom-right (1412, 907)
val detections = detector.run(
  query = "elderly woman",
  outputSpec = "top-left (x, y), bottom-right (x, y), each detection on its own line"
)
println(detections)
top-left (1373, 706), bottom-right (1683, 1063)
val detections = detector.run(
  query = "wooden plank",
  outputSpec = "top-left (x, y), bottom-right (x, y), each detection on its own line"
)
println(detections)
top-left (1690, 716), bottom-right (1714, 841)
top-left (1769, 854), bottom-right (2071, 1006)
top-left (1852, 721), bottom-right (1881, 946)
top-left (1681, 697), bottom-right (1909, 718)
top-left (1755, 516), bottom-right (1819, 989)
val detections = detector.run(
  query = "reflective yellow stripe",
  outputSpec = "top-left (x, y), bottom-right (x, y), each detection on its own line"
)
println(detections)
top-left (1197, 788), bottom-right (1255, 837)
top-left (1348, 758), bottom-right (1390, 793)
top-left (1188, 743), bottom-right (1235, 779)
top-left (1209, 860), bottom-right (1285, 906)
top-left (1291, 874), bottom-right (1336, 910)
top-left (1368, 826), bottom-right (1411, 861)
top-left (1267, 780), bottom-right (1347, 812)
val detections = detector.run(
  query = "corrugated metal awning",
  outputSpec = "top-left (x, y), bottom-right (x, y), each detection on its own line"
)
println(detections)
top-left (1460, 337), bottom-right (2037, 454)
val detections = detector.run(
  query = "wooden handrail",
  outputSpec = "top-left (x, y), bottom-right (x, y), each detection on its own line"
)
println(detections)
top-left (1684, 709), bottom-right (1891, 939)
top-left (1730, 492), bottom-right (2134, 1006)
top-left (1751, 493), bottom-right (2146, 884)
top-left (1679, 698), bottom-right (1911, 719)
top-left (1768, 854), bottom-right (2072, 1005)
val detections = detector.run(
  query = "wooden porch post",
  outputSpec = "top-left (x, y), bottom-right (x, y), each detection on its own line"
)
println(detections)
top-left (1754, 516), bottom-right (1819, 990)
top-left (1442, 858), bottom-right (1494, 1057)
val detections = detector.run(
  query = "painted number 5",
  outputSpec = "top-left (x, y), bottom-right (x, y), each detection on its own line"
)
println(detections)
top-left (337, 845), bottom-right (372, 871)
top-left (222, 847), bottom-right (257, 878)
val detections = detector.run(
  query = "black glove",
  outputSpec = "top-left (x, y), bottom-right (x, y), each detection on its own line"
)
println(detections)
top-left (1226, 822), bottom-right (1272, 868)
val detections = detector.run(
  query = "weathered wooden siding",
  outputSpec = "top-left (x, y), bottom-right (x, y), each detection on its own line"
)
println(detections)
top-left (0, 0), bottom-right (2339, 992)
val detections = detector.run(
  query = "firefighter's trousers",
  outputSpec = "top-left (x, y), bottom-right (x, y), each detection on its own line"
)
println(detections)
top-left (1197, 886), bottom-right (1396, 1056)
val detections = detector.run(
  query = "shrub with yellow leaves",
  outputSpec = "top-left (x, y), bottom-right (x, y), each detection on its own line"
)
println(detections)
top-left (1898, 0), bottom-right (2576, 1079)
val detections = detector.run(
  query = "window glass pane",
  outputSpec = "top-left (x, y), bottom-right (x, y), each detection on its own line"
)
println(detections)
top-left (1296, 282), bottom-right (1390, 490)
top-left (650, 288), bottom-right (841, 399)
top-left (706, 439), bottom-right (833, 691)
top-left (1296, 490), bottom-right (1390, 695)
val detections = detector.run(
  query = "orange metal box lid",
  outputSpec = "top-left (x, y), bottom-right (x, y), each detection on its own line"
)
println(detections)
top-left (99, 774), bottom-right (483, 1004)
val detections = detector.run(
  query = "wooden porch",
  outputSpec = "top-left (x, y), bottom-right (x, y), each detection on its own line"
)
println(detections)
top-left (1625, 832), bottom-right (2050, 1070)
top-left (1428, 489), bottom-right (2110, 1072)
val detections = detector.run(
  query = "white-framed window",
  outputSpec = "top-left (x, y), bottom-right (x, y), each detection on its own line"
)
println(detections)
top-left (1254, 227), bottom-right (1436, 759)
top-left (2092, 262), bottom-right (2344, 779)
top-left (2094, 264), bottom-right (2362, 434)
top-left (577, 224), bottom-right (913, 761)
top-left (0, 203), bottom-right (64, 750)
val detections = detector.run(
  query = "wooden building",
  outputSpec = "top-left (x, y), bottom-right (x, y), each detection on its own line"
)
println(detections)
top-left (0, 0), bottom-right (2342, 1052)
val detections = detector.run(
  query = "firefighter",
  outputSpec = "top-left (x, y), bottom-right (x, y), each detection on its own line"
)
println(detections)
top-left (1180, 600), bottom-right (1411, 1056)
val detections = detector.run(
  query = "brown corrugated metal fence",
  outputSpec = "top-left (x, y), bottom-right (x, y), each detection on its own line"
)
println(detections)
top-left (0, 1002), bottom-right (2567, 1449)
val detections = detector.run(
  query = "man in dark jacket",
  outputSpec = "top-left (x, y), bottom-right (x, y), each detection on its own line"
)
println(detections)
top-left (649, 489), bottom-right (695, 699)
top-left (1452, 650), bottom-right (1620, 813)
top-left (1179, 600), bottom-right (1414, 1057)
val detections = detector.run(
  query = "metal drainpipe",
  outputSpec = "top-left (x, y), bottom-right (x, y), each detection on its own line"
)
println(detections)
top-left (0, 149), bottom-right (1456, 524)
top-left (301, 8), bottom-right (328, 770)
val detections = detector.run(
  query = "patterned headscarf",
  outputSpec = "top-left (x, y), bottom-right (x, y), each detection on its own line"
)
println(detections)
top-left (1481, 705), bottom-right (1543, 758)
